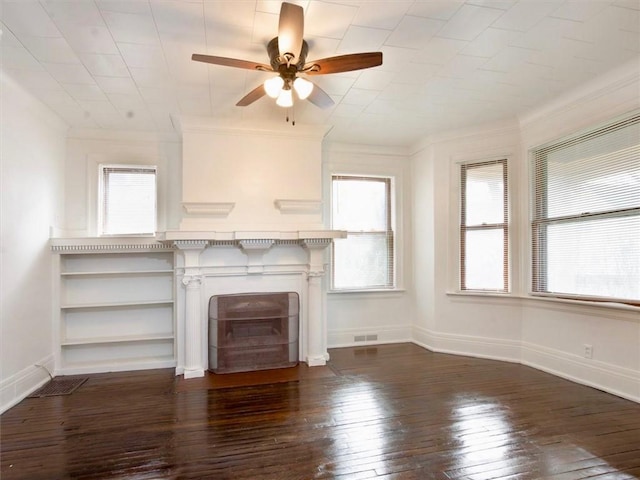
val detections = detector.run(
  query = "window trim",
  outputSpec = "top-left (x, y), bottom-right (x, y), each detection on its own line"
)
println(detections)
top-left (330, 174), bottom-right (396, 292)
top-left (459, 158), bottom-right (509, 293)
top-left (529, 111), bottom-right (640, 307)
top-left (98, 163), bottom-right (158, 237)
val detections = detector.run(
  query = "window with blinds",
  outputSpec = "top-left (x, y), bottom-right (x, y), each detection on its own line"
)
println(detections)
top-left (531, 113), bottom-right (640, 305)
top-left (99, 165), bottom-right (157, 236)
top-left (331, 175), bottom-right (394, 290)
top-left (460, 159), bottom-right (508, 292)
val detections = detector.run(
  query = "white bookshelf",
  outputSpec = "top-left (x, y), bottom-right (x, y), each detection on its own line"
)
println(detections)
top-left (52, 239), bottom-right (176, 375)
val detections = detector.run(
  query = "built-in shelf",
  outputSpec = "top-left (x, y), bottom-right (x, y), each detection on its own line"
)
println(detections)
top-left (61, 334), bottom-right (174, 346)
top-left (61, 269), bottom-right (174, 277)
top-left (52, 243), bottom-right (176, 375)
top-left (61, 300), bottom-right (174, 310)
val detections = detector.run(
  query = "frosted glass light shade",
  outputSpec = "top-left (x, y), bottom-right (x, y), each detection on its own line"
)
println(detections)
top-left (264, 76), bottom-right (284, 98)
top-left (293, 77), bottom-right (313, 100)
top-left (276, 88), bottom-right (293, 107)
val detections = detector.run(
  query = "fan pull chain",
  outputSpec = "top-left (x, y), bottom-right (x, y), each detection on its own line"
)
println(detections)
top-left (285, 106), bottom-right (296, 126)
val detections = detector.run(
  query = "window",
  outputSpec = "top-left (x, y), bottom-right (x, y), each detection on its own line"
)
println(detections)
top-left (460, 159), bottom-right (508, 292)
top-left (98, 165), bottom-right (157, 236)
top-left (531, 113), bottom-right (640, 305)
top-left (331, 175), bottom-right (394, 290)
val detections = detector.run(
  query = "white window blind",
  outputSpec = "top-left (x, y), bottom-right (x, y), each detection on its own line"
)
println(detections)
top-left (531, 113), bottom-right (640, 305)
top-left (460, 159), bottom-right (508, 291)
top-left (99, 165), bottom-right (157, 236)
top-left (331, 176), bottom-right (394, 290)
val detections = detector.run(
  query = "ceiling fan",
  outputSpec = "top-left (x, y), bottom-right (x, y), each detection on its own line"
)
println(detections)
top-left (191, 2), bottom-right (383, 110)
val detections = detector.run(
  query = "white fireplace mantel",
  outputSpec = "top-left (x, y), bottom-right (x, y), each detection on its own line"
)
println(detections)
top-left (159, 230), bottom-right (346, 379)
top-left (157, 230), bottom-right (346, 243)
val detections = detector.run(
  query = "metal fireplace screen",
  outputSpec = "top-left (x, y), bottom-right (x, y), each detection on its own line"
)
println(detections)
top-left (208, 292), bottom-right (299, 374)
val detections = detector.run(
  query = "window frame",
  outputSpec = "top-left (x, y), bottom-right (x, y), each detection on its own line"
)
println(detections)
top-left (459, 159), bottom-right (509, 293)
top-left (530, 112), bottom-right (640, 306)
top-left (330, 174), bottom-right (396, 291)
top-left (97, 164), bottom-right (158, 237)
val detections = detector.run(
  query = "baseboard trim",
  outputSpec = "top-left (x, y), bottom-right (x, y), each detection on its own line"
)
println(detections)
top-left (0, 354), bottom-right (55, 414)
top-left (521, 342), bottom-right (640, 404)
top-left (410, 326), bottom-right (638, 403)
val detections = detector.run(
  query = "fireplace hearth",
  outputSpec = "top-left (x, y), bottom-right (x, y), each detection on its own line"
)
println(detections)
top-left (208, 292), bottom-right (299, 374)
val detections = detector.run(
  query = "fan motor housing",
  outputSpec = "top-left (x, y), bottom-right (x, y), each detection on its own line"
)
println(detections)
top-left (267, 37), bottom-right (308, 70)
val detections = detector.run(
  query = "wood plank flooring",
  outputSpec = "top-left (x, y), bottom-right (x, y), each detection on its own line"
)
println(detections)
top-left (1, 343), bottom-right (639, 479)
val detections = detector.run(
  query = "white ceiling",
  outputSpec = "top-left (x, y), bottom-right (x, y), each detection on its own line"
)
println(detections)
top-left (1, 0), bottom-right (639, 147)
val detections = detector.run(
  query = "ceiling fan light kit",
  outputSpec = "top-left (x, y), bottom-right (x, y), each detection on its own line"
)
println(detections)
top-left (191, 1), bottom-right (383, 115)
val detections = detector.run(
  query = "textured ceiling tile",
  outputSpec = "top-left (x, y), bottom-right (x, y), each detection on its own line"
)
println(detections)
top-left (385, 15), bottom-right (445, 48)
top-left (205, 0), bottom-right (257, 28)
top-left (460, 27), bottom-right (519, 58)
top-left (509, 16), bottom-right (581, 51)
top-left (483, 46), bottom-right (536, 72)
top-left (2, 68), bottom-right (62, 91)
top-left (1, 45), bottom-right (42, 70)
top-left (550, 0), bottom-right (610, 22)
top-left (79, 53), bottom-right (130, 77)
top-left (414, 37), bottom-right (468, 65)
top-left (119, 43), bottom-right (167, 69)
top-left (338, 25), bottom-right (390, 53)
top-left (19, 36), bottom-right (79, 64)
top-left (101, 11), bottom-right (160, 45)
top-left (129, 67), bottom-right (173, 88)
top-left (94, 76), bottom-right (138, 94)
top-left (492, 1), bottom-right (563, 32)
top-left (96, 0), bottom-right (152, 15)
top-left (44, 63), bottom-right (95, 84)
top-left (305, 1), bottom-right (358, 39)
top-left (407, 1), bottom-right (464, 21)
top-left (351, 69), bottom-right (395, 90)
top-left (437, 54), bottom-right (488, 78)
top-left (151, 0), bottom-right (206, 35)
top-left (351, 1), bottom-right (412, 29)
top-left (341, 87), bottom-right (380, 106)
top-left (376, 45), bottom-right (419, 71)
top-left (41, 0), bottom-right (104, 27)
top-left (0, 1), bottom-right (60, 37)
top-left (62, 83), bottom-right (109, 102)
top-left (437, 4), bottom-right (504, 41)
top-left (60, 25), bottom-right (120, 55)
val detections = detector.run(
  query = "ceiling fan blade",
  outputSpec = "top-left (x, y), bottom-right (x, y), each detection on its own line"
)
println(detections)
top-left (307, 82), bottom-right (334, 109)
top-left (304, 52), bottom-right (383, 75)
top-left (278, 2), bottom-right (304, 62)
top-left (192, 54), bottom-right (272, 72)
top-left (236, 84), bottom-right (266, 107)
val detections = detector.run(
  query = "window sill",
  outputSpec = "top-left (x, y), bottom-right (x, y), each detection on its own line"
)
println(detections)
top-left (329, 288), bottom-right (406, 295)
top-left (446, 291), bottom-right (640, 313)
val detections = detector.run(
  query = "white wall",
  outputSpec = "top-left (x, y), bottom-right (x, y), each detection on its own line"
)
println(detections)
top-left (64, 130), bottom-right (182, 236)
top-left (179, 118), bottom-right (327, 232)
top-left (518, 60), bottom-right (640, 402)
top-left (0, 72), bottom-right (68, 412)
top-left (410, 58), bottom-right (640, 402)
top-left (324, 143), bottom-right (415, 347)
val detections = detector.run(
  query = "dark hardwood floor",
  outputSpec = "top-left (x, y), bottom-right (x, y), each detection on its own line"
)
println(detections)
top-left (1, 343), bottom-right (639, 479)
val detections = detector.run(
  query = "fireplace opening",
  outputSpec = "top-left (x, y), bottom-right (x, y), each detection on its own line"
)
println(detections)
top-left (208, 292), bottom-right (299, 374)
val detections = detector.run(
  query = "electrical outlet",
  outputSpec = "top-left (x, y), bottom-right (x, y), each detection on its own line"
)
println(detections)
top-left (583, 344), bottom-right (593, 359)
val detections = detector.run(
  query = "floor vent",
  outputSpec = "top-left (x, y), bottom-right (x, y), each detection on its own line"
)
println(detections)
top-left (28, 378), bottom-right (88, 398)
top-left (355, 334), bottom-right (378, 342)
